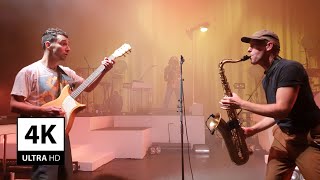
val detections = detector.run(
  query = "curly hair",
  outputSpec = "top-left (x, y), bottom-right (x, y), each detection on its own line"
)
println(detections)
top-left (41, 28), bottom-right (68, 49)
top-left (168, 56), bottom-right (178, 66)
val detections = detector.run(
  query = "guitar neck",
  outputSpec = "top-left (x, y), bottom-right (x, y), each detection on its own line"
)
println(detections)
top-left (70, 54), bottom-right (115, 99)
top-left (70, 65), bottom-right (104, 99)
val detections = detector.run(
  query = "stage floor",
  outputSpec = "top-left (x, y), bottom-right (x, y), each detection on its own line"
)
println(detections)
top-left (72, 134), bottom-right (267, 180)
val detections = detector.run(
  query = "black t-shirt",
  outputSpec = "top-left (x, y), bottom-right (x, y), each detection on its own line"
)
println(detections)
top-left (262, 58), bottom-right (320, 132)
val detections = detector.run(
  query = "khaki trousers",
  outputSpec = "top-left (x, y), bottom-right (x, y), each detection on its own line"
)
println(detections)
top-left (266, 125), bottom-right (320, 180)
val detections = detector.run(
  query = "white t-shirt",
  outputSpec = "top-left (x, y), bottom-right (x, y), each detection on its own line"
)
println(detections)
top-left (11, 60), bottom-right (84, 106)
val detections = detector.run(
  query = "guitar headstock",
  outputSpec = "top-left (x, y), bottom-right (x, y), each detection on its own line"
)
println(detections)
top-left (111, 43), bottom-right (132, 60)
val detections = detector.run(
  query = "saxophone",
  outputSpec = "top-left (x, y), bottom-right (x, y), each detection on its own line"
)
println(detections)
top-left (207, 55), bottom-right (251, 165)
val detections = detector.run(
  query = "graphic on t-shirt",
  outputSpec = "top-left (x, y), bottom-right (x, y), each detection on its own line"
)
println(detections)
top-left (38, 75), bottom-right (73, 105)
top-left (38, 76), bottom-right (59, 104)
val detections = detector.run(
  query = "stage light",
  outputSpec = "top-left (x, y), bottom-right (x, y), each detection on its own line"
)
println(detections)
top-left (149, 146), bottom-right (161, 155)
top-left (200, 27), bottom-right (208, 32)
top-left (193, 144), bottom-right (210, 154)
top-left (186, 21), bottom-right (210, 103)
top-left (155, 146), bottom-right (161, 154)
top-left (186, 22), bottom-right (210, 39)
top-left (291, 166), bottom-right (305, 180)
top-left (149, 147), bottom-right (156, 155)
top-left (291, 170), bottom-right (301, 180)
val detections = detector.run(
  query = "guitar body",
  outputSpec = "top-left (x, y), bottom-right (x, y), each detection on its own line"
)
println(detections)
top-left (41, 84), bottom-right (86, 134)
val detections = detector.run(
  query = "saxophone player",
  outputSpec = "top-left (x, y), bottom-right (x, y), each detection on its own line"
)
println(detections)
top-left (220, 30), bottom-right (320, 180)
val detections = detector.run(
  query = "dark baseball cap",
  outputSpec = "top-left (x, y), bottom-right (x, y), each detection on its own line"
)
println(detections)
top-left (241, 30), bottom-right (280, 47)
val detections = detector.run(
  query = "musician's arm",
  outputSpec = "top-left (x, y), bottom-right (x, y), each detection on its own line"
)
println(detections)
top-left (242, 117), bottom-right (276, 137)
top-left (10, 95), bottom-right (63, 116)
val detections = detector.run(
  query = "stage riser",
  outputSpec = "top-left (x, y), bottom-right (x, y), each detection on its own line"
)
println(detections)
top-left (0, 135), bottom-right (16, 159)
top-left (88, 129), bottom-right (151, 159)
top-left (113, 115), bottom-right (205, 146)
top-left (72, 144), bottom-right (115, 171)
top-left (1, 115), bottom-right (204, 172)
top-left (69, 117), bottom-right (152, 171)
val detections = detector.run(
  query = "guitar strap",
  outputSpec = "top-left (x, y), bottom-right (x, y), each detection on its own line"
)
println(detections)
top-left (57, 65), bottom-right (75, 97)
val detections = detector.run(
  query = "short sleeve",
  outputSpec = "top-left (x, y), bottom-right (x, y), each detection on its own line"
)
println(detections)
top-left (11, 68), bottom-right (31, 98)
top-left (277, 63), bottom-right (304, 88)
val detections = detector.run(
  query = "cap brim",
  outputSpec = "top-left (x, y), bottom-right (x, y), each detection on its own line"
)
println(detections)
top-left (241, 36), bottom-right (251, 43)
top-left (241, 36), bottom-right (267, 43)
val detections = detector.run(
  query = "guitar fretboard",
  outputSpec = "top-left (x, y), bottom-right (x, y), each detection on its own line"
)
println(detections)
top-left (70, 54), bottom-right (115, 99)
top-left (70, 65), bottom-right (105, 99)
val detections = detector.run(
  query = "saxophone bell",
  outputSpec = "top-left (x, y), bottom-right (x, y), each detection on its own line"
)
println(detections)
top-left (206, 113), bottom-right (221, 135)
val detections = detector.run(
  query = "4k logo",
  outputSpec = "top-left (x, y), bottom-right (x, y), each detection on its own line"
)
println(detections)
top-left (17, 117), bottom-right (65, 165)
top-left (25, 125), bottom-right (57, 144)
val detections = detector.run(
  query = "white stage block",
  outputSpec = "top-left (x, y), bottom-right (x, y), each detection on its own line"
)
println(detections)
top-left (90, 127), bottom-right (152, 159)
top-left (189, 103), bottom-right (204, 115)
top-left (113, 115), bottom-right (205, 146)
top-left (72, 144), bottom-right (115, 171)
top-left (0, 124), bottom-right (17, 159)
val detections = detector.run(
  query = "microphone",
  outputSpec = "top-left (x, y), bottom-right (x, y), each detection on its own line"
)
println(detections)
top-left (180, 55), bottom-right (185, 63)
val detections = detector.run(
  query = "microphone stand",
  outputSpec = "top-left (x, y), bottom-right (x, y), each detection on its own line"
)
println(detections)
top-left (178, 55), bottom-right (185, 180)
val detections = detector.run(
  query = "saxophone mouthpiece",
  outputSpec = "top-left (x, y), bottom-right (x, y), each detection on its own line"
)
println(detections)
top-left (241, 55), bottom-right (251, 61)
